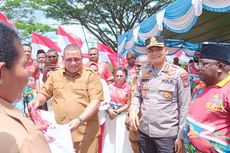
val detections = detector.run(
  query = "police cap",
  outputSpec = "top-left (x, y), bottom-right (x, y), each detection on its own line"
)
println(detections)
top-left (145, 36), bottom-right (165, 49)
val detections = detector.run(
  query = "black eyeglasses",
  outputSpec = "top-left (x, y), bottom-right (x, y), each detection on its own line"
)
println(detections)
top-left (47, 56), bottom-right (57, 59)
top-left (197, 61), bottom-right (219, 69)
top-left (135, 64), bottom-right (142, 67)
top-left (64, 57), bottom-right (82, 63)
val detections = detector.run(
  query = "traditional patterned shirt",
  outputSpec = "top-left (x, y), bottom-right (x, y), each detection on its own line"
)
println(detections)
top-left (126, 66), bottom-right (136, 84)
top-left (109, 82), bottom-right (130, 108)
top-left (184, 74), bottom-right (230, 153)
top-left (25, 59), bottom-right (39, 90)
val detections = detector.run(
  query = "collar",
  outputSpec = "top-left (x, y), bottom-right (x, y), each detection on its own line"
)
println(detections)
top-left (62, 67), bottom-right (83, 77)
top-left (114, 82), bottom-right (127, 89)
top-left (0, 98), bottom-right (34, 133)
top-left (216, 72), bottom-right (230, 87)
top-left (0, 98), bottom-right (22, 118)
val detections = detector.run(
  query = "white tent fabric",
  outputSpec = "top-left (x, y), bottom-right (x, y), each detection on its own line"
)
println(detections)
top-left (118, 0), bottom-right (230, 57)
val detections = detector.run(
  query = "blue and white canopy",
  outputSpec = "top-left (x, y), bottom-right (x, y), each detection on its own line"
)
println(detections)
top-left (118, 0), bottom-right (230, 57)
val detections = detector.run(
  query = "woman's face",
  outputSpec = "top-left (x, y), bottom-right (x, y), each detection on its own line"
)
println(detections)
top-left (1, 39), bottom-right (29, 102)
top-left (115, 70), bottom-right (126, 85)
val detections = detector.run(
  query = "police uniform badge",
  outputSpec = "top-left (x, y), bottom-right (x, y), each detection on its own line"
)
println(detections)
top-left (180, 73), bottom-right (189, 88)
top-left (142, 73), bottom-right (152, 79)
top-left (162, 91), bottom-right (172, 99)
top-left (141, 83), bottom-right (150, 97)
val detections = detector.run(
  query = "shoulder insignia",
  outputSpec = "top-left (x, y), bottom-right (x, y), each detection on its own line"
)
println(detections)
top-left (180, 73), bottom-right (189, 88)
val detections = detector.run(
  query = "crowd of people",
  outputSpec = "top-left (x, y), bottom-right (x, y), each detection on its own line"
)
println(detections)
top-left (0, 21), bottom-right (229, 153)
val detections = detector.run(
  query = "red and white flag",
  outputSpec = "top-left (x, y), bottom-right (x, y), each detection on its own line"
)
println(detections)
top-left (0, 12), bottom-right (14, 27)
top-left (57, 25), bottom-right (83, 51)
top-left (97, 42), bottom-right (118, 69)
top-left (108, 53), bottom-right (118, 70)
top-left (31, 32), bottom-right (61, 59)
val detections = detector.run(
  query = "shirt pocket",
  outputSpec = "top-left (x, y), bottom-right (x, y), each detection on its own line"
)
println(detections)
top-left (158, 83), bottom-right (175, 102)
top-left (53, 83), bottom-right (65, 97)
top-left (72, 83), bottom-right (87, 99)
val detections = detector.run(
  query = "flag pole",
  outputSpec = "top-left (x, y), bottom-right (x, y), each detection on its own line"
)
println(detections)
top-left (81, 24), bottom-right (89, 50)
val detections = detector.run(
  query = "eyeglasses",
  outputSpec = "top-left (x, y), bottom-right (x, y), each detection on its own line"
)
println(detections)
top-left (135, 64), bottom-right (142, 67)
top-left (196, 61), bottom-right (219, 69)
top-left (64, 57), bottom-right (82, 63)
top-left (47, 55), bottom-right (57, 59)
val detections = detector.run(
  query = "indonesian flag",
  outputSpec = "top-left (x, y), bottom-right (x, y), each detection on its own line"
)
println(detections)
top-left (174, 49), bottom-right (183, 57)
top-left (57, 25), bottom-right (83, 51)
top-left (120, 56), bottom-right (127, 67)
top-left (31, 32), bottom-right (61, 59)
top-left (108, 53), bottom-right (118, 70)
top-left (0, 12), bottom-right (14, 27)
top-left (97, 42), bottom-right (118, 69)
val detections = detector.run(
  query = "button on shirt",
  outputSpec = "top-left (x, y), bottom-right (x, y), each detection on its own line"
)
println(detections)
top-left (39, 67), bottom-right (103, 142)
top-left (130, 62), bottom-right (191, 139)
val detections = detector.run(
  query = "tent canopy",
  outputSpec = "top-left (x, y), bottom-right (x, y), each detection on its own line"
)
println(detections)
top-left (118, 0), bottom-right (230, 57)
top-left (162, 10), bottom-right (230, 43)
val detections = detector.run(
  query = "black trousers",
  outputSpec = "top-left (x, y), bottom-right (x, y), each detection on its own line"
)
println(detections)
top-left (138, 130), bottom-right (176, 153)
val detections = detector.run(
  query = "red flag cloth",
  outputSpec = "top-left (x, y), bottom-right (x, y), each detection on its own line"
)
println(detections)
top-left (57, 25), bottom-right (83, 48)
top-left (32, 32), bottom-right (61, 52)
top-left (97, 42), bottom-right (115, 54)
top-left (96, 42), bottom-right (118, 69)
top-left (174, 49), bottom-right (183, 57)
top-left (29, 106), bottom-right (50, 132)
top-left (0, 12), bottom-right (14, 27)
top-left (120, 56), bottom-right (128, 67)
top-left (108, 53), bottom-right (118, 70)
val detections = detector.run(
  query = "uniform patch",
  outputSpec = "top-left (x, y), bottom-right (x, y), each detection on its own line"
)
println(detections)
top-left (141, 83), bottom-right (150, 97)
top-left (162, 79), bottom-right (174, 85)
top-left (142, 73), bottom-right (152, 78)
top-left (180, 73), bottom-right (189, 88)
top-left (163, 91), bottom-right (172, 99)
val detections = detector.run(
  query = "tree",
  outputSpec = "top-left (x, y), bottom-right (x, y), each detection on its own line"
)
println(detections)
top-left (2, 0), bottom-right (173, 50)
top-left (1, 0), bottom-right (55, 41)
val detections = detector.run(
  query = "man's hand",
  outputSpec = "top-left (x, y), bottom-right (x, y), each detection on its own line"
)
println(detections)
top-left (129, 111), bottom-right (139, 131)
top-left (69, 118), bottom-right (81, 131)
top-left (28, 99), bottom-right (40, 110)
top-left (175, 139), bottom-right (185, 153)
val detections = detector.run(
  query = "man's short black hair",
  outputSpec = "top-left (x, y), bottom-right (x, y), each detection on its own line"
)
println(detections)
top-left (0, 22), bottom-right (20, 69)
top-left (88, 47), bottom-right (98, 53)
top-left (22, 43), bottom-right (32, 49)
top-left (37, 49), bottom-right (46, 55)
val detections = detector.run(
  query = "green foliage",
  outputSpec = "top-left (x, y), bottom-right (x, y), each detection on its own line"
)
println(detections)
top-left (15, 20), bottom-right (55, 40)
top-left (1, 0), bottom-right (174, 49)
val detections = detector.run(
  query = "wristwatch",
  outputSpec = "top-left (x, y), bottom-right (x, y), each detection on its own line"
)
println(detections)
top-left (76, 117), bottom-right (84, 125)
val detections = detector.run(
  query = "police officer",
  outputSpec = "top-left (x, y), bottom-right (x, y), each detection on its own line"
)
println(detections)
top-left (129, 36), bottom-right (191, 153)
